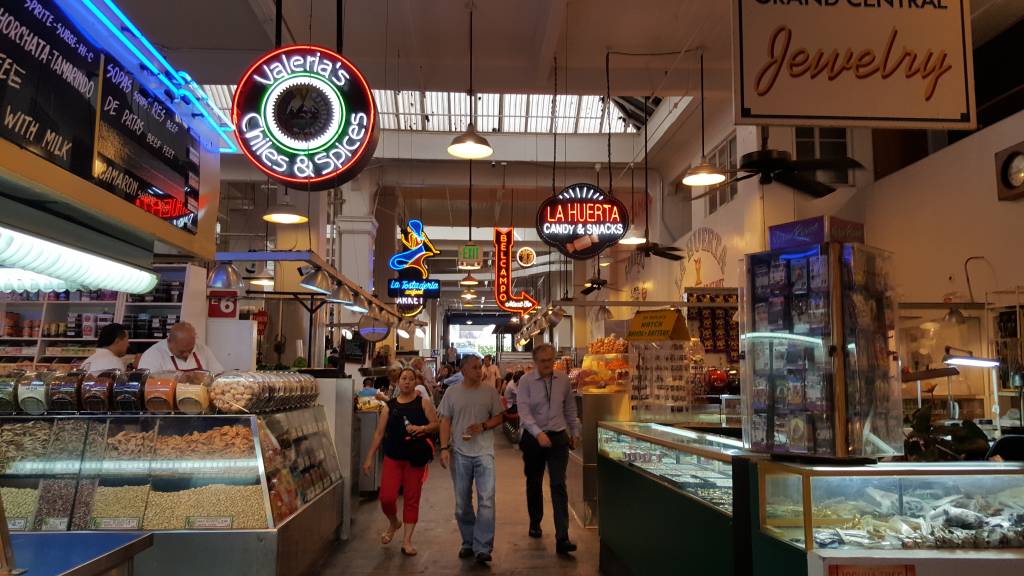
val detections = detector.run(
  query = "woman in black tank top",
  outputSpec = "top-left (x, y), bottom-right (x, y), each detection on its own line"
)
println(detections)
top-left (362, 367), bottom-right (439, 556)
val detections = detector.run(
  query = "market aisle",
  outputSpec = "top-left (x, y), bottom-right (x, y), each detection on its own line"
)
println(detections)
top-left (317, 435), bottom-right (599, 575)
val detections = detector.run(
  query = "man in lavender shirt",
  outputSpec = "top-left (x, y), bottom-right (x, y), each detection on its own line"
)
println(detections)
top-left (516, 343), bottom-right (580, 555)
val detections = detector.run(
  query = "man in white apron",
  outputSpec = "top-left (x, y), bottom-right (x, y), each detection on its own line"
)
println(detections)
top-left (138, 322), bottom-right (224, 373)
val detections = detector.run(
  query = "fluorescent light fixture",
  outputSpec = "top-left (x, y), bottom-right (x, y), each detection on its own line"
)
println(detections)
top-left (299, 268), bottom-right (332, 294)
top-left (346, 293), bottom-right (369, 313)
top-left (682, 160), bottom-right (727, 187)
top-left (448, 123), bottom-right (494, 159)
top-left (943, 354), bottom-right (999, 368)
top-left (263, 200), bottom-right (309, 224)
top-left (741, 332), bottom-right (823, 346)
top-left (459, 273), bottom-right (480, 286)
top-left (0, 225), bottom-right (157, 294)
top-left (0, 268), bottom-right (77, 293)
top-left (208, 262), bottom-right (244, 291)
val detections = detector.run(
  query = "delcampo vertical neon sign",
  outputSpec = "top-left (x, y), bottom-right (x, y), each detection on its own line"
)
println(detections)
top-left (232, 45), bottom-right (379, 191)
top-left (494, 228), bottom-right (538, 316)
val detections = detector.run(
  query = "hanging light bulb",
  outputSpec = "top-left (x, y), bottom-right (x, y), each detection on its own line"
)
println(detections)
top-left (262, 194), bottom-right (308, 224)
top-left (249, 266), bottom-right (275, 287)
top-left (459, 273), bottom-right (480, 286)
top-left (510, 315), bottom-right (520, 324)
top-left (209, 262), bottom-right (244, 291)
top-left (448, 122), bottom-right (493, 160)
top-left (682, 51), bottom-right (727, 187)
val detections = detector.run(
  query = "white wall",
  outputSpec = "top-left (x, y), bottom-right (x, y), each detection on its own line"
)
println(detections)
top-left (861, 109), bottom-right (1024, 302)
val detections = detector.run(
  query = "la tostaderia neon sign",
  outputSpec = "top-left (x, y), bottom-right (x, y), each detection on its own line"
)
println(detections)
top-left (232, 45), bottom-right (379, 191)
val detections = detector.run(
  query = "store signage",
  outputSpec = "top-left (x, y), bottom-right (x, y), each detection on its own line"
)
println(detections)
top-left (674, 227), bottom-right (728, 291)
top-left (387, 279), bottom-right (440, 298)
top-left (232, 45), bottom-right (379, 191)
top-left (389, 220), bottom-right (439, 278)
top-left (458, 242), bottom-right (483, 270)
top-left (734, 0), bottom-right (975, 129)
top-left (536, 183), bottom-right (629, 260)
top-left (254, 309), bottom-right (269, 336)
top-left (516, 247), bottom-right (536, 268)
top-left (0, 0), bottom-right (201, 234)
top-left (768, 216), bottom-right (864, 251)
top-left (395, 296), bottom-right (425, 317)
top-left (494, 227), bottom-right (538, 316)
top-left (626, 309), bottom-right (690, 342)
top-left (208, 290), bottom-right (238, 319)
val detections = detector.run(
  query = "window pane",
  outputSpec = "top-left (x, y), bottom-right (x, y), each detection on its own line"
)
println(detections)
top-left (795, 126), bottom-right (815, 139)
top-left (819, 127), bottom-right (847, 141)
top-left (795, 141), bottom-right (816, 160)
top-left (709, 191), bottom-right (718, 214)
top-left (820, 140), bottom-right (847, 159)
top-left (729, 136), bottom-right (737, 168)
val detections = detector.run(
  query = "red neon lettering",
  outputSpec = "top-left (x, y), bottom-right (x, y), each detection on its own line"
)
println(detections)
top-left (544, 202), bottom-right (621, 224)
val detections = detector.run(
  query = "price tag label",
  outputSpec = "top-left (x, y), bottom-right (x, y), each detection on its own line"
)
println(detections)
top-left (6, 518), bottom-right (27, 531)
top-left (92, 517), bottom-right (141, 530)
top-left (41, 517), bottom-right (69, 531)
top-left (186, 516), bottom-right (233, 529)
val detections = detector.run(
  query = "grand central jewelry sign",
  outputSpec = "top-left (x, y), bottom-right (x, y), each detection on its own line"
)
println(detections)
top-left (734, 0), bottom-right (975, 129)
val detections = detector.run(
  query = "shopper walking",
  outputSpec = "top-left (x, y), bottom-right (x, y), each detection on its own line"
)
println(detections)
top-left (445, 344), bottom-right (459, 367)
top-left (481, 354), bottom-right (502, 390)
top-left (362, 368), bottom-right (439, 556)
top-left (517, 343), bottom-right (580, 554)
top-left (438, 356), bottom-right (505, 565)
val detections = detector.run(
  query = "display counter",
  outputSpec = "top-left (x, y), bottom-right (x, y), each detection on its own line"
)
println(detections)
top-left (751, 459), bottom-right (1024, 576)
top-left (10, 531), bottom-right (153, 576)
top-left (597, 421), bottom-right (753, 576)
top-left (0, 407), bottom-right (343, 576)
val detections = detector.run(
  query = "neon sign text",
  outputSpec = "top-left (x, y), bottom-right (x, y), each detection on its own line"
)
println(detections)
top-left (536, 183), bottom-right (630, 260)
top-left (494, 227), bottom-right (538, 316)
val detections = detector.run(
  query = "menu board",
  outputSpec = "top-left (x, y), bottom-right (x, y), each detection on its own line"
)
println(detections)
top-left (94, 54), bottom-right (200, 233)
top-left (0, 0), bottom-right (101, 178)
top-left (0, 0), bottom-right (200, 235)
top-left (685, 292), bottom-right (740, 363)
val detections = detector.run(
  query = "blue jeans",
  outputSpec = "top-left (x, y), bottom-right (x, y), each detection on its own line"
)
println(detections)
top-left (450, 451), bottom-right (496, 554)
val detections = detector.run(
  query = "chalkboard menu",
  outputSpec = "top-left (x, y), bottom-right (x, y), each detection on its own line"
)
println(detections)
top-left (0, 0), bottom-right (200, 234)
top-left (94, 54), bottom-right (200, 233)
top-left (685, 292), bottom-right (741, 363)
top-left (0, 0), bottom-right (101, 178)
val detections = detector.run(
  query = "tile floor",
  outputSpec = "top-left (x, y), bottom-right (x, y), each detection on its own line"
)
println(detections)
top-left (317, 435), bottom-right (600, 575)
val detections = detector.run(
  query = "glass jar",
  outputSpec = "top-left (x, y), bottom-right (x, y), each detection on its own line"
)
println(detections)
top-left (211, 372), bottom-right (265, 414)
top-left (0, 369), bottom-right (26, 413)
top-left (113, 369), bottom-right (147, 412)
top-left (143, 371), bottom-right (177, 413)
top-left (174, 370), bottom-right (213, 414)
top-left (82, 370), bottom-right (121, 413)
top-left (49, 370), bottom-right (86, 412)
top-left (17, 371), bottom-right (56, 415)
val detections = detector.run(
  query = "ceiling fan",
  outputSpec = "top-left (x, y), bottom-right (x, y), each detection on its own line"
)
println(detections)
top-left (709, 127), bottom-right (864, 199)
top-left (633, 95), bottom-right (683, 262)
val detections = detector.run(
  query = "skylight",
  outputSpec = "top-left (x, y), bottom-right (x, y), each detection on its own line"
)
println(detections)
top-left (203, 85), bottom-right (637, 135)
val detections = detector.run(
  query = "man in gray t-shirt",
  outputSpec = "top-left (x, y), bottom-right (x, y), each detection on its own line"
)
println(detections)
top-left (438, 356), bottom-right (505, 564)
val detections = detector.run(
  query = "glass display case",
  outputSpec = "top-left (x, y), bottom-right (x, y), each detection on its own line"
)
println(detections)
top-left (741, 242), bottom-right (903, 458)
top-left (0, 406), bottom-right (341, 532)
top-left (758, 460), bottom-right (1024, 552)
top-left (598, 421), bottom-right (745, 513)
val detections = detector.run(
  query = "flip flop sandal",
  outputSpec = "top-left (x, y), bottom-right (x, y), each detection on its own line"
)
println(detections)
top-left (401, 546), bottom-right (418, 556)
top-left (380, 521), bottom-right (402, 545)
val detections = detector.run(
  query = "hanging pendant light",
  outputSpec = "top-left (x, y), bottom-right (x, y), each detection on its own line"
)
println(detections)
top-left (346, 293), bottom-right (369, 314)
top-left (447, 8), bottom-right (492, 160)
top-left (683, 50), bottom-right (726, 187)
top-left (249, 266), bottom-right (275, 287)
top-left (326, 283), bottom-right (354, 304)
top-left (460, 273), bottom-right (480, 287)
top-left (461, 287), bottom-right (477, 300)
top-left (263, 192), bottom-right (308, 224)
top-left (396, 322), bottom-right (411, 339)
top-left (597, 305), bottom-right (614, 321)
top-left (299, 268), bottom-right (332, 294)
top-left (209, 262), bottom-right (244, 291)
top-left (415, 325), bottom-right (426, 338)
